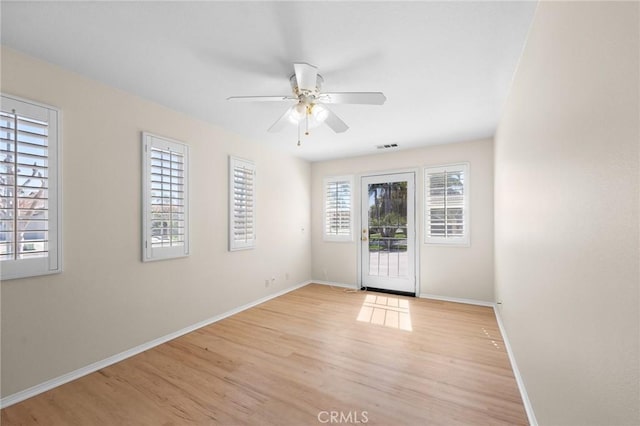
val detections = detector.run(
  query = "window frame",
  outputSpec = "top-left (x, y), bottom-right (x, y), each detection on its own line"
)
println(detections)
top-left (141, 132), bottom-right (190, 262)
top-left (229, 156), bottom-right (256, 251)
top-left (424, 163), bottom-right (470, 246)
top-left (323, 175), bottom-right (354, 242)
top-left (0, 94), bottom-right (62, 280)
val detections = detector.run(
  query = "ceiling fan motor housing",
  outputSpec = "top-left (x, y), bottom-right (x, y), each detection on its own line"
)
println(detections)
top-left (290, 74), bottom-right (324, 104)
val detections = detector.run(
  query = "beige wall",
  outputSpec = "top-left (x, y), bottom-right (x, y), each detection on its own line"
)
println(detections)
top-left (311, 139), bottom-right (494, 301)
top-left (0, 47), bottom-right (312, 397)
top-left (494, 2), bottom-right (639, 425)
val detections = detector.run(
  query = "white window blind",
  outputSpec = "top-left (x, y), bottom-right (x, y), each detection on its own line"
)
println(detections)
top-left (424, 163), bottom-right (469, 245)
top-left (0, 94), bottom-right (61, 280)
top-left (323, 176), bottom-right (353, 241)
top-left (142, 133), bottom-right (189, 261)
top-left (229, 156), bottom-right (255, 251)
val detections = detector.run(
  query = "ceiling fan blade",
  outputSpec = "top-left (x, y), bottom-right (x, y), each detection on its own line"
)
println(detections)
top-left (322, 106), bottom-right (349, 133)
top-left (267, 107), bottom-right (294, 133)
top-left (227, 96), bottom-right (295, 102)
top-left (318, 92), bottom-right (387, 105)
top-left (293, 63), bottom-right (318, 91)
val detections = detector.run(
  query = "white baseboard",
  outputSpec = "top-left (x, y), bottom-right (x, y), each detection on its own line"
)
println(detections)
top-left (0, 280), bottom-right (312, 409)
top-left (493, 306), bottom-right (538, 426)
top-left (419, 293), bottom-right (495, 307)
top-left (312, 280), bottom-right (358, 290)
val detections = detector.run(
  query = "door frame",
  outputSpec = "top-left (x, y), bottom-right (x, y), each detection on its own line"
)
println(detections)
top-left (356, 168), bottom-right (420, 295)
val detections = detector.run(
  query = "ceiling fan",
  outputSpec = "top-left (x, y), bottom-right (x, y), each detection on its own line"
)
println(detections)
top-left (227, 63), bottom-right (386, 141)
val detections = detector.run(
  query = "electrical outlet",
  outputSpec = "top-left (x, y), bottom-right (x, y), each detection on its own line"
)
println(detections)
top-left (285, 272), bottom-right (290, 280)
top-left (265, 279), bottom-right (269, 287)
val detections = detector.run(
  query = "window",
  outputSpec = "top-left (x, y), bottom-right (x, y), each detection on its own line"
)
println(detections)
top-left (424, 163), bottom-right (469, 245)
top-left (142, 132), bottom-right (189, 261)
top-left (229, 156), bottom-right (255, 251)
top-left (0, 94), bottom-right (61, 280)
top-left (323, 176), bottom-right (353, 241)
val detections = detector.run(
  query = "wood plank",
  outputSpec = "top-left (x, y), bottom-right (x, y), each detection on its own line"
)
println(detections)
top-left (1, 284), bottom-right (528, 425)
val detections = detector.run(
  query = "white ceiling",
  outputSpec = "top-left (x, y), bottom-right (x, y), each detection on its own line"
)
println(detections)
top-left (1, 1), bottom-right (537, 162)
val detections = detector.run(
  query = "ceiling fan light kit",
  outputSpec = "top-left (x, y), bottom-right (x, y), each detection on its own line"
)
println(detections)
top-left (287, 102), bottom-right (326, 125)
top-left (227, 62), bottom-right (386, 146)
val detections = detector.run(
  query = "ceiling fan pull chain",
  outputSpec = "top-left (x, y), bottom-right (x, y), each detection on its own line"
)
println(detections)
top-left (305, 111), bottom-right (310, 136)
top-left (297, 120), bottom-right (301, 146)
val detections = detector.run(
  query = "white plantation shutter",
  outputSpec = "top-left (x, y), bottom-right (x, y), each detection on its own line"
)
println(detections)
top-left (323, 176), bottom-right (353, 241)
top-left (0, 94), bottom-right (61, 280)
top-left (425, 163), bottom-right (469, 245)
top-left (229, 157), bottom-right (255, 251)
top-left (142, 133), bottom-right (189, 261)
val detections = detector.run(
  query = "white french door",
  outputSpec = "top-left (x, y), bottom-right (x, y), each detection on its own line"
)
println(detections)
top-left (361, 172), bottom-right (416, 294)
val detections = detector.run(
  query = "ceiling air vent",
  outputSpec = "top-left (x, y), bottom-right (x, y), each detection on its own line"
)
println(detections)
top-left (376, 143), bottom-right (398, 149)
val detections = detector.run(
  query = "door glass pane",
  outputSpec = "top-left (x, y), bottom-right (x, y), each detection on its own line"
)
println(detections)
top-left (368, 181), bottom-right (408, 277)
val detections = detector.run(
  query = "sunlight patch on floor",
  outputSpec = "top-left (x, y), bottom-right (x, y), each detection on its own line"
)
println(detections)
top-left (357, 294), bottom-right (412, 331)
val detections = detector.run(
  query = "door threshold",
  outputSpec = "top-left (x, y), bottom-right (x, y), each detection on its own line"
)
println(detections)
top-left (361, 286), bottom-right (416, 298)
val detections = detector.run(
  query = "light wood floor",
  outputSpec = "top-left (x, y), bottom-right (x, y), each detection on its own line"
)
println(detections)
top-left (1, 284), bottom-right (528, 425)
